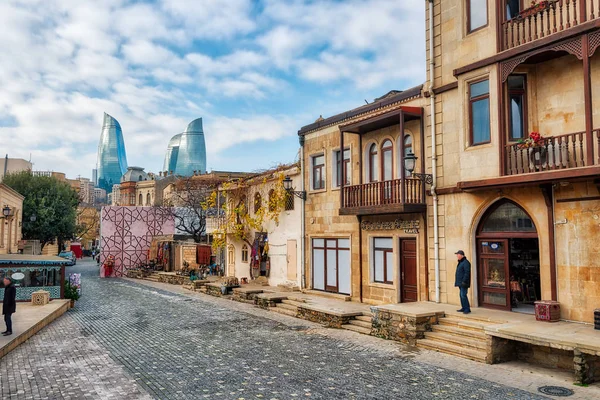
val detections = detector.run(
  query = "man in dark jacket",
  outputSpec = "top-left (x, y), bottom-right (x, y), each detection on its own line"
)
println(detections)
top-left (454, 250), bottom-right (472, 314)
top-left (2, 277), bottom-right (16, 336)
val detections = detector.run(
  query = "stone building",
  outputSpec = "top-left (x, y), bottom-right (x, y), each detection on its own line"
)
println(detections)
top-left (420, 0), bottom-right (600, 323)
top-left (299, 88), bottom-right (427, 304)
top-left (0, 183), bottom-right (24, 255)
top-left (222, 165), bottom-right (302, 288)
top-left (0, 157), bottom-right (31, 182)
top-left (135, 179), bottom-right (156, 207)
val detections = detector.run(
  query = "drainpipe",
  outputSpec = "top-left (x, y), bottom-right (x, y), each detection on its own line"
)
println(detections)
top-left (299, 135), bottom-right (306, 289)
top-left (428, 0), bottom-right (441, 303)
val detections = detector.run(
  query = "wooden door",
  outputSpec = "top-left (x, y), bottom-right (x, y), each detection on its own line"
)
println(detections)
top-left (286, 240), bottom-right (297, 281)
top-left (477, 239), bottom-right (510, 310)
top-left (399, 239), bottom-right (418, 302)
top-left (325, 240), bottom-right (339, 292)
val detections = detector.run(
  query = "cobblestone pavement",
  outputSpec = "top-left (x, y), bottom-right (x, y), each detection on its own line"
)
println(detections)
top-left (0, 260), bottom-right (559, 399)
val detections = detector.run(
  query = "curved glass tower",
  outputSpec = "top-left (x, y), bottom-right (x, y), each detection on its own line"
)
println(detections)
top-left (163, 133), bottom-right (182, 174)
top-left (96, 112), bottom-right (128, 193)
top-left (163, 118), bottom-right (206, 176)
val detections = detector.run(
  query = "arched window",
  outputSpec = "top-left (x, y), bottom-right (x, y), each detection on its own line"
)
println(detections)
top-left (368, 143), bottom-right (379, 182)
top-left (479, 201), bottom-right (536, 233)
top-left (227, 245), bottom-right (235, 265)
top-left (138, 175), bottom-right (143, 181)
top-left (237, 195), bottom-right (247, 224)
top-left (268, 189), bottom-right (276, 212)
top-left (241, 244), bottom-right (249, 263)
top-left (403, 134), bottom-right (413, 177)
top-left (138, 194), bottom-right (143, 205)
top-left (254, 192), bottom-right (262, 213)
top-left (381, 139), bottom-right (393, 181)
top-left (146, 193), bottom-right (151, 206)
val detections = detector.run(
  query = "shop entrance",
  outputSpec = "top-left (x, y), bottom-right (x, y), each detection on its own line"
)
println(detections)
top-left (476, 201), bottom-right (540, 312)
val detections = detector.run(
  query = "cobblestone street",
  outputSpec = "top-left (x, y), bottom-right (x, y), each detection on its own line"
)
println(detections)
top-left (0, 260), bottom-right (558, 399)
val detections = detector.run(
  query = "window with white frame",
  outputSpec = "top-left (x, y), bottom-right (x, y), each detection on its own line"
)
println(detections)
top-left (311, 154), bottom-right (325, 190)
top-left (333, 148), bottom-right (351, 187)
top-left (241, 244), bottom-right (249, 263)
top-left (373, 237), bottom-right (393, 284)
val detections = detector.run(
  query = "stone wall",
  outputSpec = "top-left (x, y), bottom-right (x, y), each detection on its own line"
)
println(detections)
top-left (296, 308), bottom-right (354, 328)
top-left (371, 307), bottom-right (439, 345)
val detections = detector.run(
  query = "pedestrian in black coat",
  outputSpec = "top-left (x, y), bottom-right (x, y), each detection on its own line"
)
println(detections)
top-left (454, 250), bottom-right (472, 314)
top-left (2, 277), bottom-right (16, 336)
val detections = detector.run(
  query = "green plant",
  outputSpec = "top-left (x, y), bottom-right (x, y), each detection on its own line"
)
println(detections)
top-left (64, 280), bottom-right (81, 301)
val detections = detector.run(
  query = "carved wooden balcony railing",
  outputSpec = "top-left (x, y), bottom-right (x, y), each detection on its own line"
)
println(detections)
top-left (501, 0), bottom-right (600, 51)
top-left (504, 129), bottom-right (600, 175)
top-left (341, 178), bottom-right (426, 215)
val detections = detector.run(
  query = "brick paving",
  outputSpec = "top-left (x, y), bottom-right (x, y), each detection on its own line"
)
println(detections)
top-left (0, 259), bottom-right (555, 399)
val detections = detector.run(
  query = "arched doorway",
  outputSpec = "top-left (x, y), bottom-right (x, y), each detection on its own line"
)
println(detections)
top-left (476, 200), bottom-right (540, 313)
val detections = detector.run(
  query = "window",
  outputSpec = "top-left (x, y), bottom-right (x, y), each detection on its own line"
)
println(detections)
top-left (312, 238), bottom-right (351, 294)
top-left (254, 192), bottom-right (262, 213)
top-left (467, 0), bottom-right (488, 32)
top-left (236, 195), bottom-right (247, 224)
top-left (469, 79), bottom-right (491, 145)
top-left (508, 75), bottom-right (527, 140)
top-left (130, 194), bottom-right (135, 205)
top-left (334, 148), bottom-right (351, 187)
top-left (506, 0), bottom-right (521, 20)
top-left (368, 143), bottom-right (379, 182)
top-left (381, 140), bottom-right (393, 181)
top-left (138, 175), bottom-right (143, 181)
top-left (241, 244), bottom-right (249, 263)
top-left (312, 154), bottom-right (325, 190)
top-left (403, 135), bottom-right (413, 177)
top-left (285, 191), bottom-right (295, 211)
top-left (138, 194), bottom-right (143, 205)
top-left (373, 237), bottom-right (394, 284)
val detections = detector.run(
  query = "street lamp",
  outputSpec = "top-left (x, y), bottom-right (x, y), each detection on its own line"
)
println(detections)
top-left (30, 214), bottom-right (36, 222)
top-left (283, 176), bottom-right (306, 200)
top-left (403, 151), bottom-right (433, 185)
top-left (2, 205), bottom-right (11, 218)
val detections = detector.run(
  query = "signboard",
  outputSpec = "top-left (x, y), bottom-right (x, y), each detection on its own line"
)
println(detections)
top-left (182, 245), bottom-right (198, 266)
top-left (360, 219), bottom-right (420, 233)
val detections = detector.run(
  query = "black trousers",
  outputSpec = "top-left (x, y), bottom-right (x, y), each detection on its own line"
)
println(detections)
top-left (4, 313), bottom-right (12, 332)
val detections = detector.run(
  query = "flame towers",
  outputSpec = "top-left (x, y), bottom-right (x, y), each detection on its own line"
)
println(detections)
top-left (96, 112), bottom-right (128, 193)
top-left (163, 118), bottom-right (206, 176)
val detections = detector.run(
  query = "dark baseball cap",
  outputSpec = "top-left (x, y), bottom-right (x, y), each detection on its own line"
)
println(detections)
top-left (454, 250), bottom-right (465, 255)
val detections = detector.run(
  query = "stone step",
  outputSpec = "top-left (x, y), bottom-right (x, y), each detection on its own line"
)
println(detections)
top-left (276, 302), bottom-right (299, 312)
top-left (355, 315), bottom-right (372, 323)
top-left (438, 317), bottom-right (488, 332)
top-left (423, 331), bottom-right (487, 351)
top-left (447, 313), bottom-right (504, 324)
top-left (341, 324), bottom-right (372, 335)
top-left (417, 339), bottom-right (488, 363)
top-left (348, 319), bottom-right (372, 329)
top-left (431, 324), bottom-right (488, 340)
top-left (270, 307), bottom-right (297, 317)
top-left (281, 299), bottom-right (305, 307)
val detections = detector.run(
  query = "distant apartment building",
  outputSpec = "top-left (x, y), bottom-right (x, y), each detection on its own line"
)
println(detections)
top-left (0, 156), bottom-right (32, 181)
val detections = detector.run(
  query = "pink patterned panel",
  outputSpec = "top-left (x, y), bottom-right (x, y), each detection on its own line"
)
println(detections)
top-left (100, 206), bottom-right (175, 277)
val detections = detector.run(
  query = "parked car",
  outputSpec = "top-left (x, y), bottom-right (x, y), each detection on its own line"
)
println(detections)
top-left (59, 251), bottom-right (76, 266)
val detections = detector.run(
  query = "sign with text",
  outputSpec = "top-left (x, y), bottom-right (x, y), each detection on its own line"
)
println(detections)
top-left (360, 219), bottom-right (420, 233)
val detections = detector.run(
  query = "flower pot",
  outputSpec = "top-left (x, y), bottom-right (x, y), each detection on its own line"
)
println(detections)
top-left (528, 147), bottom-right (547, 170)
top-left (70, 299), bottom-right (75, 308)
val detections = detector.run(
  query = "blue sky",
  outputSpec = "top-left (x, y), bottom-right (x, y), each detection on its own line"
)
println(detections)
top-left (1, 0), bottom-right (425, 179)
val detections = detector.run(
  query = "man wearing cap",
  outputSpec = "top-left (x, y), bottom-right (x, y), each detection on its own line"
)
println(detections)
top-left (454, 250), bottom-right (471, 314)
top-left (2, 277), bottom-right (16, 336)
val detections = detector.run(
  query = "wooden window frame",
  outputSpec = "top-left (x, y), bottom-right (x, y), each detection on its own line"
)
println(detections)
top-left (241, 244), bottom-right (249, 263)
top-left (466, 0), bottom-right (489, 34)
top-left (369, 143), bottom-right (378, 183)
top-left (505, 0), bottom-right (524, 22)
top-left (311, 238), bottom-right (350, 293)
top-left (468, 78), bottom-right (491, 146)
top-left (507, 74), bottom-right (528, 142)
top-left (335, 148), bottom-right (351, 187)
top-left (381, 139), bottom-right (394, 182)
top-left (373, 237), bottom-right (394, 285)
top-left (254, 192), bottom-right (262, 214)
top-left (312, 154), bottom-right (325, 190)
top-left (403, 134), bottom-right (413, 176)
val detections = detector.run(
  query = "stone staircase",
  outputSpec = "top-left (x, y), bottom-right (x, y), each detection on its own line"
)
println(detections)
top-left (417, 315), bottom-right (492, 363)
top-left (270, 299), bottom-right (303, 317)
top-left (142, 273), bottom-right (160, 283)
top-left (341, 314), bottom-right (372, 335)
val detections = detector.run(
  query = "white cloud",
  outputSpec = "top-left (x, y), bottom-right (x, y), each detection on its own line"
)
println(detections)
top-left (122, 40), bottom-right (177, 66)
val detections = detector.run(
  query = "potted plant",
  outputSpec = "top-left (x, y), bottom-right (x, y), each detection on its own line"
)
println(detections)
top-left (520, 1), bottom-right (551, 18)
top-left (517, 131), bottom-right (547, 169)
top-left (64, 279), bottom-right (81, 307)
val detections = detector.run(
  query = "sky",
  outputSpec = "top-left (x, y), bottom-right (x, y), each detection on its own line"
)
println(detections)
top-left (1, 0), bottom-right (425, 179)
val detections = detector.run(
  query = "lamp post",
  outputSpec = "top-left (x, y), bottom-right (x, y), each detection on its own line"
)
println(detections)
top-left (30, 214), bottom-right (37, 222)
top-left (283, 176), bottom-right (306, 200)
top-left (2, 205), bottom-right (10, 218)
top-left (3, 205), bottom-right (12, 254)
top-left (404, 151), bottom-right (433, 185)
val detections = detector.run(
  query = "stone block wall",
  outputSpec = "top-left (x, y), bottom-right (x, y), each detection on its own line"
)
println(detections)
top-left (371, 308), bottom-right (438, 345)
top-left (296, 308), bottom-right (354, 328)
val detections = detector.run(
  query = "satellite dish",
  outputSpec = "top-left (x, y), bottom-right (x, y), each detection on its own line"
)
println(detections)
top-left (11, 272), bottom-right (25, 281)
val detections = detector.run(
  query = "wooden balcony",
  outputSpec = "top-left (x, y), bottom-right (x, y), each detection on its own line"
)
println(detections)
top-left (505, 130), bottom-right (600, 175)
top-left (501, 0), bottom-right (600, 51)
top-left (340, 178), bottom-right (426, 216)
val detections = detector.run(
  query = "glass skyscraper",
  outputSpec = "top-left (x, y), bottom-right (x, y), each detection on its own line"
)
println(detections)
top-left (163, 118), bottom-right (206, 176)
top-left (96, 112), bottom-right (128, 193)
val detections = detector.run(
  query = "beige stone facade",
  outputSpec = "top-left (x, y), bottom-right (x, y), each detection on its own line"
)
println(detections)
top-left (0, 183), bottom-right (24, 255)
top-left (135, 180), bottom-right (156, 207)
top-left (423, 0), bottom-right (600, 322)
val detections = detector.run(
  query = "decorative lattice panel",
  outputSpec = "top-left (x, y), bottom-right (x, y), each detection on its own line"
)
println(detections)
top-left (0, 286), bottom-right (61, 301)
top-left (100, 206), bottom-right (174, 277)
top-left (31, 290), bottom-right (50, 306)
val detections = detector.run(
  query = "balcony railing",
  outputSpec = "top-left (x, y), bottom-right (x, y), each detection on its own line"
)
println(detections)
top-left (505, 129), bottom-right (600, 175)
top-left (501, 0), bottom-right (599, 51)
top-left (342, 178), bottom-right (425, 210)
